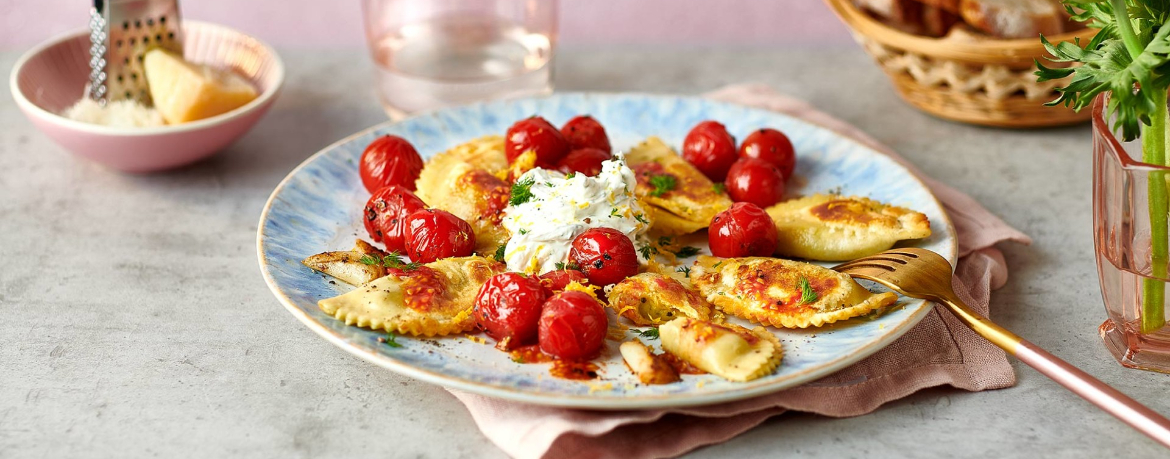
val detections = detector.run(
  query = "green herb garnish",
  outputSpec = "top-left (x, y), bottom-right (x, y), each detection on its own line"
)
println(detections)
top-left (510, 176), bottom-right (536, 206)
top-left (382, 332), bottom-right (403, 348)
top-left (676, 266), bottom-right (691, 277)
top-left (494, 244), bottom-right (507, 262)
top-left (358, 255), bottom-right (380, 265)
top-left (362, 251), bottom-right (423, 272)
top-left (633, 328), bottom-right (659, 340)
top-left (712, 261), bottom-right (723, 270)
top-left (634, 213), bottom-right (649, 224)
top-left (673, 246), bottom-right (701, 258)
top-left (637, 242), bottom-right (658, 260)
top-left (657, 236), bottom-right (673, 247)
top-left (712, 183), bottom-right (726, 194)
top-left (565, 172), bottom-right (576, 179)
top-left (554, 260), bottom-right (582, 271)
top-left (798, 277), bottom-right (817, 304)
top-left (519, 228), bottom-right (529, 235)
top-left (648, 174), bottom-right (677, 197)
top-left (1037, 0), bottom-right (1170, 333)
top-left (610, 207), bottom-right (621, 218)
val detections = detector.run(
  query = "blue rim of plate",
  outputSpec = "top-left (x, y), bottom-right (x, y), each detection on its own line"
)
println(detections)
top-left (257, 92), bottom-right (957, 410)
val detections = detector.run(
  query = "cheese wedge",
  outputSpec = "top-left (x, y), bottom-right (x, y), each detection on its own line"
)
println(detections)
top-left (143, 49), bottom-right (258, 124)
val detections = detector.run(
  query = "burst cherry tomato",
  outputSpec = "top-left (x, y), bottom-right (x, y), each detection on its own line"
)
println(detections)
top-left (569, 228), bottom-right (639, 287)
top-left (739, 128), bottom-right (796, 180)
top-left (404, 209), bottom-right (476, 263)
top-left (682, 120), bottom-right (738, 182)
top-left (363, 185), bottom-right (426, 251)
top-left (709, 202), bottom-right (778, 257)
top-left (360, 135), bottom-right (425, 193)
top-left (537, 269), bottom-right (590, 297)
top-left (538, 291), bottom-right (608, 360)
top-left (725, 158), bottom-right (786, 208)
top-left (474, 273), bottom-right (547, 349)
top-left (556, 148), bottom-right (612, 177)
top-left (505, 116), bottom-right (570, 167)
top-left (560, 115), bottom-right (611, 153)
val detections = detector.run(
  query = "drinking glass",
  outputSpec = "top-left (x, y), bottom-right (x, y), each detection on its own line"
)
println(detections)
top-left (1093, 93), bottom-right (1170, 373)
top-left (361, 0), bottom-right (557, 119)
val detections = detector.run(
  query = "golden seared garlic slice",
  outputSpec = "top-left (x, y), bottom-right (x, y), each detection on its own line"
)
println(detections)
top-left (765, 194), bottom-right (931, 261)
top-left (690, 256), bottom-right (898, 329)
top-left (659, 318), bottom-right (782, 382)
top-left (626, 137), bottom-right (732, 235)
top-left (301, 239), bottom-right (388, 286)
top-left (414, 136), bottom-right (512, 256)
top-left (620, 340), bottom-right (680, 385)
top-left (318, 256), bottom-right (504, 337)
top-left (608, 273), bottom-right (713, 326)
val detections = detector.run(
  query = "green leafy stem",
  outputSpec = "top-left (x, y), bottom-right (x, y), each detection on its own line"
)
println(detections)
top-left (1038, 0), bottom-right (1170, 333)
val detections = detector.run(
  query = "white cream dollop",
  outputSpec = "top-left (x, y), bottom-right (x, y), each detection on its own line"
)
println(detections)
top-left (502, 156), bottom-right (649, 275)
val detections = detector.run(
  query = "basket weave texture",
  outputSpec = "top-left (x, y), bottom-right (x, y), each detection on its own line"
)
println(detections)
top-left (825, 0), bottom-right (1096, 128)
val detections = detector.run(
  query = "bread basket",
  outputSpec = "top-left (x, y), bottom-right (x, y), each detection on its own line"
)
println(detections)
top-left (824, 0), bottom-right (1096, 128)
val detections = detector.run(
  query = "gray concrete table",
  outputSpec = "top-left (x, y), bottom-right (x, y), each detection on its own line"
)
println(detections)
top-left (2, 47), bottom-right (1166, 458)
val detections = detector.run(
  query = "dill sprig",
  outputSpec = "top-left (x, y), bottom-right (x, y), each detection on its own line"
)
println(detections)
top-left (359, 252), bottom-right (422, 271)
top-left (648, 174), bottom-right (677, 197)
top-left (510, 176), bottom-right (536, 206)
top-left (633, 328), bottom-right (659, 339)
top-left (798, 277), bottom-right (817, 304)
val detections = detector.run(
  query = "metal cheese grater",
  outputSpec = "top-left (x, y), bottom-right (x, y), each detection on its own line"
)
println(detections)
top-left (88, 0), bottom-right (183, 105)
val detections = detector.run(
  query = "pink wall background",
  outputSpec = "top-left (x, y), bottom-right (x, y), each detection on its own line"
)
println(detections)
top-left (1, 0), bottom-right (853, 50)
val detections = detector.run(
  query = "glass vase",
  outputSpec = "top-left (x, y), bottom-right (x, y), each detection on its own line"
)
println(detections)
top-left (1094, 93), bottom-right (1170, 373)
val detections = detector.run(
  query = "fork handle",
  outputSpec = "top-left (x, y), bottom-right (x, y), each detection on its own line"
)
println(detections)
top-left (939, 297), bottom-right (1170, 448)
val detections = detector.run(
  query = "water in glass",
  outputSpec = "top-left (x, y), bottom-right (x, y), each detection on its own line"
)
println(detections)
top-left (370, 14), bottom-right (553, 118)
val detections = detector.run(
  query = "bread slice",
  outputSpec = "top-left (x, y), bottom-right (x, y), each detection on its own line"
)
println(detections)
top-left (855, 0), bottom-right (921, 24)
top-left (921, 5), bottom-right (961, 37)
top-left (855, 0), bottom-right (924, 34)
top-left (958, 0), bottom-right (1063, 39)
top-left (916, 0), bottom-right (960, 13)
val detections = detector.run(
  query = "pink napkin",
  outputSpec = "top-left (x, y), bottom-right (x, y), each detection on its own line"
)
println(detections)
top-left (449, 83), bottom-right (1033, 459)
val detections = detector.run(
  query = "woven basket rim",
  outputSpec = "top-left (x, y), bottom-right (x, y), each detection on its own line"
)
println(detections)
top-left (823, 0), bottom-right (1096, 66)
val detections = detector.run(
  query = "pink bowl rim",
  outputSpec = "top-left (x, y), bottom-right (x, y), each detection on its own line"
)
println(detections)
top-left (8, 20), bottom-right (285, 137)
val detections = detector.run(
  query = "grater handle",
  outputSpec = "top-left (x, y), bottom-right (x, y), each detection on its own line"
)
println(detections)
top-left (88, 0), bottom-right (109, 102)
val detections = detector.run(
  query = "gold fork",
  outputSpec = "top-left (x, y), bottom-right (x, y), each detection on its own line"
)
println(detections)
top-left (834, 248), bottom-right (1170, 448)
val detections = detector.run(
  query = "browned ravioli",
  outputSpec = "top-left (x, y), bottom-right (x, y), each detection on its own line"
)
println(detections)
top-left (625, 136), bottom-right (732, 235)
top-left (318, 256), bottom-right (505, 337)
top-left (766, 194), bottom-right (931, 261)
top-left (415, 136), bottom-right (511, 255)
top-left (689, 255), bottom-right (897, 328)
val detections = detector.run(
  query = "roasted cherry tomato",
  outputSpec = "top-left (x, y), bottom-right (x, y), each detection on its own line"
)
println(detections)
top-left (560, 115), bottom-right (612, 153)
top-left (360, 135), bottom-right (425, 193)
top-left (363, 185), bottom-right (426, 251)
top-left (474, 273), bottom-right (547, 349)
top-left (556, 148), bottom-right (612, 177)
top-left (538, 291), bottom-right (608, 360)
top-left (739, 128), bottom-right (796, 180)
top-left (505, 116), bottom-right (570, 167)
top-left (404, 209), bottom-right (476, 263)
top-left (682, 120), bottom-right (738, 182)
top-left (569, 228), bottom-right (639, 287)
top-left (537, 269), bottom-right (590, 297)
top-left (725, 157), bottom-right (786, 208)
top-left (709, 202), bottom-right (778, 258)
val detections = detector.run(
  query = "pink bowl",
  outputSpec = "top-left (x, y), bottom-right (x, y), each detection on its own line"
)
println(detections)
top-left (9, 21), bottom-right (284, 172)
